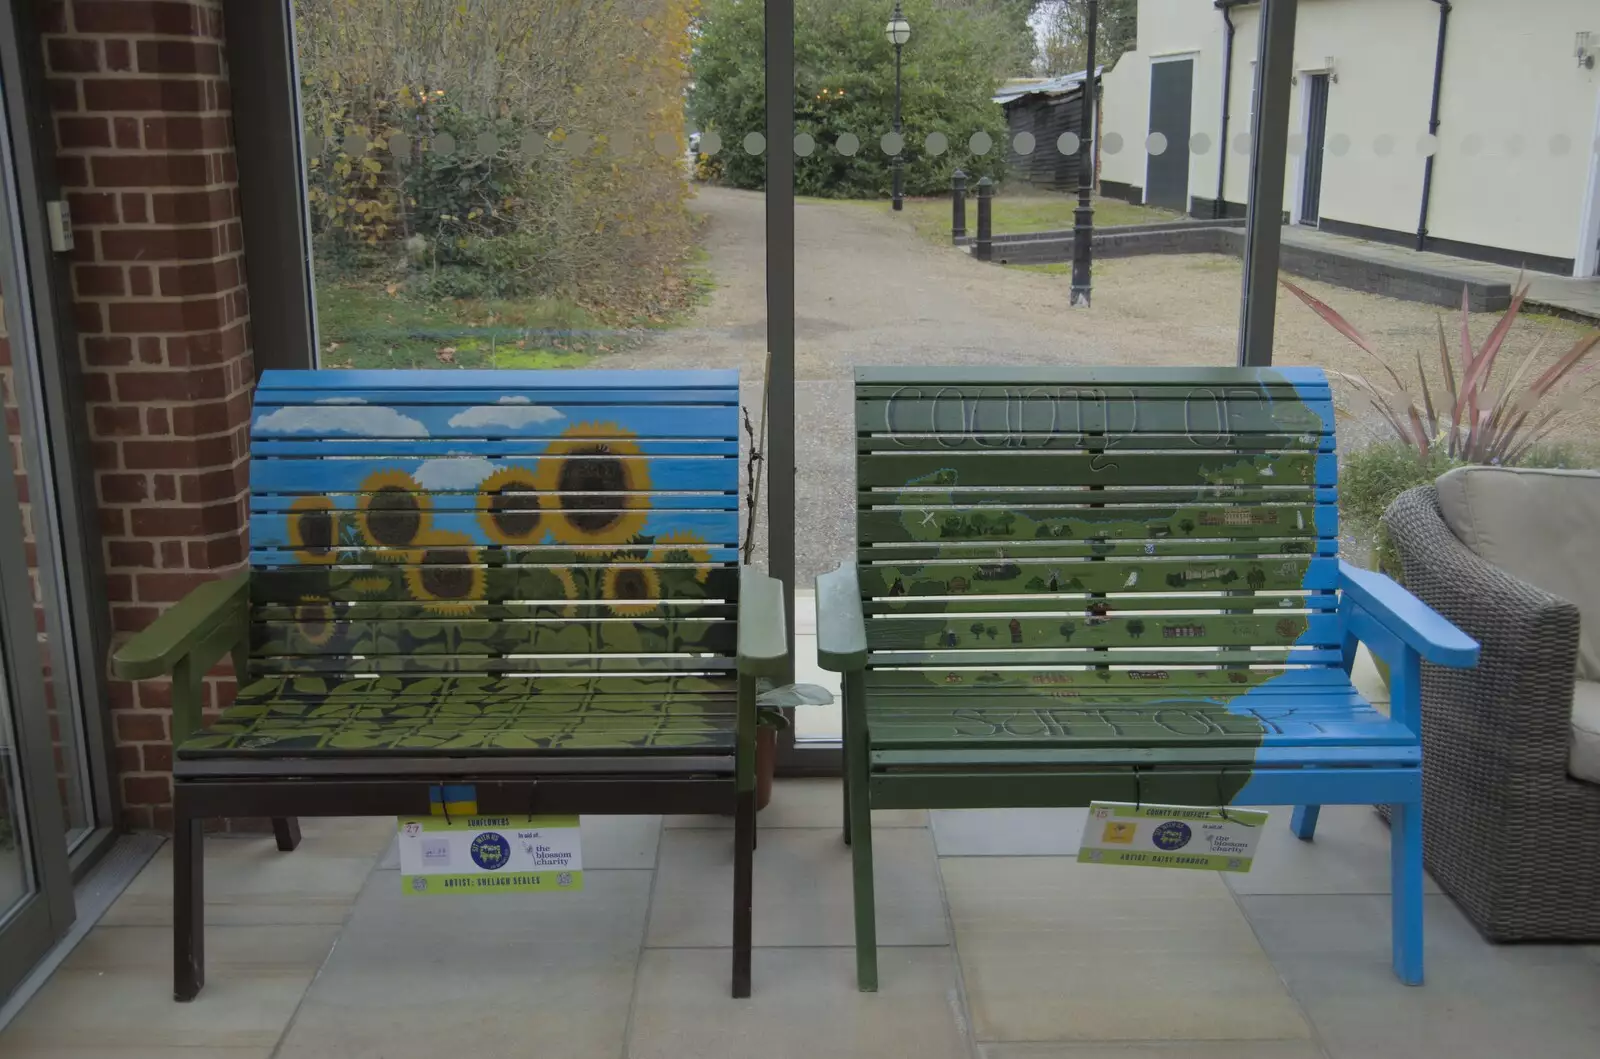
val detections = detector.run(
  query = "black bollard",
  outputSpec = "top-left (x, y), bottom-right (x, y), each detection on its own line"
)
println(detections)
top-left (974, 176), bottom-right (993, 262)
top-left (951, 169), bottom-right (967, 245)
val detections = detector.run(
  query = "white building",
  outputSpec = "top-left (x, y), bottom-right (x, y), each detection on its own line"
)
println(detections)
top-left (1098, 0), bottom-right (1600, 277)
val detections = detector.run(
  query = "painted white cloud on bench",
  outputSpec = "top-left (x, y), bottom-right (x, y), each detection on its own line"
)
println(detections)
top-left (255, 406), bottom-right (429, 437)
top-left (414, 456), bottom-right (497, 491)
top-left (447, 405), bottom-right (565, 429)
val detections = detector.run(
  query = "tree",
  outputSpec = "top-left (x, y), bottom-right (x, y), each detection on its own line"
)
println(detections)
top-left (691, 0), bottom-right (1014, 197)
top-left (1033, 0), bottom-right (1137, 78)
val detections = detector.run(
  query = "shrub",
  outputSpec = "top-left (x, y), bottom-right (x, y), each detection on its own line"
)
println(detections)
top-left (691, 0), bottom-right (1018, 197)
top-left (1283, 278), bottom-right (1600, 465)
top-left (1341, 439), bottom-right (1589, 530)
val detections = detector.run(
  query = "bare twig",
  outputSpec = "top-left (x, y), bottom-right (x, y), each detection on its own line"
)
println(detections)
top-left (741, 352), bottom-right (773, 565)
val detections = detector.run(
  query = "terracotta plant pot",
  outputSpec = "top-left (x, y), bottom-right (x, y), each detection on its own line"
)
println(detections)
top-left (756, 725), bottom-right (777, 810)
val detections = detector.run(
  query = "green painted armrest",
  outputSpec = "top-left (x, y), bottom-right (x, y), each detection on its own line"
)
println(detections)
top-left (737, 567), bottom-right (788, 677)
top-left (111, 572), bottom-right (250, 681)
top-left (815, 562), bottom-right (867, 672)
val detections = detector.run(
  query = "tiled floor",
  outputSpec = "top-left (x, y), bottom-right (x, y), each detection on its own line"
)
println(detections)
top-left (5, 785), bottom-right (1600, 1059)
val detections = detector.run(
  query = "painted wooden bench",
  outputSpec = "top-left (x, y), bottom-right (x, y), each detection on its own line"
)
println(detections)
top-left (111, 368), bottom-right (784, 1000)
top-left (817, 366), bottom-right (1478, 989)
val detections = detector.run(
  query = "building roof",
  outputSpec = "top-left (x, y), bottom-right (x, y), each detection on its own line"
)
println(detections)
top-left (993, 66), bottom-right (1103, 107)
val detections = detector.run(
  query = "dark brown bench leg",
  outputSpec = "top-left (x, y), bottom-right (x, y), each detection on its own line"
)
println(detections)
top-left (272, 817), bottom-right (302, 852)
top-left (173, 795), bottom-right (205, 1001)
top-left (732, 785), bottom-right (755, 998)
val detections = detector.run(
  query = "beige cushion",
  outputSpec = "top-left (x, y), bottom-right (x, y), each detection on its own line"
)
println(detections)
top-left (1572, 682), bottom-right (1600, 784)
top-left (1435, 466), bottom-right (1600, 681)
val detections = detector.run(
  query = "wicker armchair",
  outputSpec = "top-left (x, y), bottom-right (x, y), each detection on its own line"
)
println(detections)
top-left (1384, 482), bottom-right (1600, 941)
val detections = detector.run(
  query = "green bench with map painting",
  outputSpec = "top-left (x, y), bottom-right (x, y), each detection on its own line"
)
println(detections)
top-left (818, 366), bottom-right (1478, 990)
top-left (110, 368), bottom-right (784, 1001)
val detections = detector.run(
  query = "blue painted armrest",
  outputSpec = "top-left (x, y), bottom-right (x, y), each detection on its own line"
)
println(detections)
top-left (737, 567), bottom-right (789, 678)
top-left (1338, 560), bottom-right (1478, 668)
top-left (815, 562), bottom-right (868, 672)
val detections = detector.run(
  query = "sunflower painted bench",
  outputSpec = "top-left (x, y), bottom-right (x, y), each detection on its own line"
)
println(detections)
top-left (111, 368), bottom-right (784, 1000)
top-left (819, 366), bottom-right (1478, 991)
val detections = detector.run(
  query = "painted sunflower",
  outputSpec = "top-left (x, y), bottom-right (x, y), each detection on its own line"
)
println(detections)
top-left (601, 565), bottom-right (661, 617)
top-left (649, 530), bottom-right (713, 582)
top-left (553, 566), bottom-right (582, 618)
top-left (357, 469), bottom-right (432, 548)
top-left (403, 530), bottom-right (486, 615)
top-left (295, 596), bottom-right (337, 648)
top-left (288, 495), bottom-right (338, 564)
top-left (535, 422), bottom-right (651, 545)
top-left (476, 465), bottom-right (547, 545)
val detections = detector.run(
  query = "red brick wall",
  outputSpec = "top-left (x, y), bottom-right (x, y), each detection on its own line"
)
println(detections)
top-left (41, 0), bottom-right (254, 830)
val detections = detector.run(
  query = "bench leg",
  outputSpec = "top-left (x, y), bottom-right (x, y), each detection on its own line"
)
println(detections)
top-left (272, 817), bottom-right (302, 852)
top-left (841, 709), bottom-right (852, 847)
top-left (1389, 800), bottom-right (1424, 986)
top-left (844, 675), bottom-right (877, 991)
top-left (732, 787), bottom-right (755, 998)
top-left (173, 803), bottom-right (205, 1002)
top-left (1290, 805), bottom-right (1320, 841)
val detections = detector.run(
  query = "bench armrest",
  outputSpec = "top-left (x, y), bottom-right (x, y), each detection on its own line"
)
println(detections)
top-left (111, 572), bottom-right (250, 681)
top-left (737, 567), bottom-right (788, 678)
top-left (815, 562), bottom-right (867, 672)
top-left (1338, 560), bottom-right (1478, 668)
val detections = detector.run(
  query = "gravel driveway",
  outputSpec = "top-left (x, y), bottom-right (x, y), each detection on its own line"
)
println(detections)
top-left (601, 185), bottom-right (1599, 582)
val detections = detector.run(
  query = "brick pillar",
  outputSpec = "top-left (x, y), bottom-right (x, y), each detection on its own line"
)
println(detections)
top-left (41, 0), bottom-right (254, 830)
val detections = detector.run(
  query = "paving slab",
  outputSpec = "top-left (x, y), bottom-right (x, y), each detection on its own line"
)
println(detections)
top-left (666, 777), bottom-right (925, 830)
top-left (1225, 805), bottom-right (1441, 896)
top-left (942, 857), bottom-right (1311, 1043)
top-left (628, 947), bottom-right (970, 1059)
top-left (1242, 894), bottom-right (1600, 1059)
top-left (980, 1044), bottom-right (1327, 1059)
top-left (646, 825), bottom-right (947, 947)
top-left (931, 808), bottom-right (1087, 856)
top-left (275, 868), bottom-right (651, 1059)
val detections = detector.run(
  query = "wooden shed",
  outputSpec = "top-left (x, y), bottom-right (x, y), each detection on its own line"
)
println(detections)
top-left (996, 68), bottom-right (1101, 193)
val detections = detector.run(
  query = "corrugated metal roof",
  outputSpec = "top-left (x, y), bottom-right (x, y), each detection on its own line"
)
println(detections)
top-left (993, 66), bottom-right (1103, 106)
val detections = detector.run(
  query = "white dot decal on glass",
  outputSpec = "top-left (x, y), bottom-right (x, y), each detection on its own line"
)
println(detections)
top-left (836, 132), bottom-right (860, 156)
top-left (1550, 134), bottom-right (1572, 157)
top-left (1013, 131), bottom-right (1036, 156)
top-left (612, 131), bottom-right (638, 157)
top-left (304, 132), bottom-right (324, 155)
top-left (343, 133), bottom-right (368, 156)
top-left (794, 132), bottom-right (816, 157)
top-left (432, 132), bottom-right (456, 155)
top-left (388, 132), bottom-right (409, 159)
top-left (880, 131), bottom-right (905, 155)
top-left (925, 131), bottom-right (948, 156)
top-left (1057, 131), bottom-right (1081, 156)
top-left (699, 131), bottom-right (723, 157)
top-left (1232, 132), bottom-right (1252, 155)
top-left (1416, 134), bottom-right (1438, 157)
top-left (1504, 133), bottom-right (1525, 157)
top-left (1373, 134), bottom-right (1395, 157)
top-left (743, 131), bottom-right (766, 156)
top-left (564, 130), bottom-right (590, 155)
top-left (969, 131), bottom-right (993, 156)
top-left (1102, 131), bottom-right (1123, 156)
top-left (1287, 132), bottom-right (1305, 157)
top-left (1145, 131), bottom-right (1167, 156)
top-left (653, 131), bottom-right (678, 158)
top-left (1460, 133), bottom-right (1483, 157)
top-left (1189, 132), bottom-right (1211, 156)
top-left (519, 130), bottom-right (543, 161)
top-left (1327, 132), bottom-right (1351, 157)
top-left (475, 131), bottom-right (498, 156)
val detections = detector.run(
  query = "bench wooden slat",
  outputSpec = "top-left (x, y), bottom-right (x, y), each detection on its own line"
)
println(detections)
top-left (861, 539), bottom-right (1337, 561)
top-left (858, 434), bottom-right (1335, 453)
top-left (859, 503), bottom-right (1336, 542)
top-left (864, 648), bottom-right (1345, 668)
top-left (866, 612), bottom-right (1341, 651)
top-left (860, 486), bottom-right (1338, 506)
top-left (250, 617), bottom-right (738, 656)
top-left (250, 564), bottom-right (738, 604)
top-left (853, 365), bottom-right (1331, 388)
top-left (860, 556), bottom-right (1337, 596)
top-left (865, 593), bottom-right (1337, 615)
top-left (257, 367), bottom-right (738, 391)
top-left (252, 456), bottom-right (736, 494)
top-left (250, 655), bottom-right (741, 675)
top-left (253, 404), bottom-right (739, 441)
top-left (238, 673), bottom-right (738, 700)
top-left (251, 510), bottom-right (740, 550)
top-left (857, 451), bottom-right (1336, 488)
top-left (862, 666), bottom-right (1354, 691)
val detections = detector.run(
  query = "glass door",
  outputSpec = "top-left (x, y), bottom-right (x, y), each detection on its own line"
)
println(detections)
top-left (0, 35), bottom-right (76, 999)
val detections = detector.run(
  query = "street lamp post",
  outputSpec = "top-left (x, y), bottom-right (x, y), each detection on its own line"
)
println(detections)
top-left (1071, 0), bottom-right (1098, 307)
top-left (885, 3), bottom-right (910, 210)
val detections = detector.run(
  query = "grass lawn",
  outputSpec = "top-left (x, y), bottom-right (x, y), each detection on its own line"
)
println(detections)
top-left (873, 190), bottom-right (1182, 243)
top-left (314, 257), bottom-right (712, 370)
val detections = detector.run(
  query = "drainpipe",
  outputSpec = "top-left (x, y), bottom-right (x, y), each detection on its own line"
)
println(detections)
top-left (1416, 0), bottom-right (1451, 251)
top-left (1215, 4), bottom-right (1238, 218)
